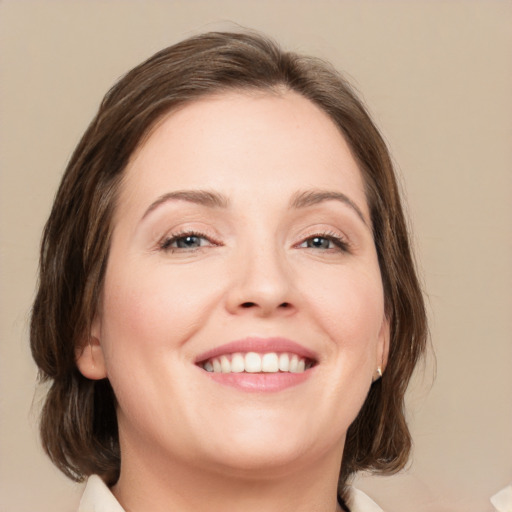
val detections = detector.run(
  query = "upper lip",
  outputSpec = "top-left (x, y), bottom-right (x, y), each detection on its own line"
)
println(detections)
top-left (194, 337), bottom-right (318, 364)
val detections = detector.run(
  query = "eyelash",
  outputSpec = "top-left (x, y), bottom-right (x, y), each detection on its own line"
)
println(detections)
top-left (158, 230), bottom-right (350, 254)
top-left (158, 230), bottom-right (219, 253)
top-left (297, 231), bottom-right (350, 253)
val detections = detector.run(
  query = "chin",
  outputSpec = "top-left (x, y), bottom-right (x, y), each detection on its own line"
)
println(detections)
top-left (196, 415), bottom-right (338, 475)
top-left (204, 441), bottom-right (312, 477)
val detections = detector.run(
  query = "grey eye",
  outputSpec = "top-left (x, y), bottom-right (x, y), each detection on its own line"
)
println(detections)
top-left (305, 237), bottom-right (332, 249)
top-left (160, 233), bottom-right (213, 252)
top-left (298, 233), bottom-right (349, 253)
top-left (175, 235), bottom-right (204, 248)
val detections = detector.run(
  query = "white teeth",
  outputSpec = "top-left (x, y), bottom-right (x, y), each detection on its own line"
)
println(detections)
top-left (262, 353), bottom-right (279, 372)
top-left (220, 355), bottom-right (231, 373)
top-left (231, 353), bottom-right (245, 373)
top-left (212, 358), bottom-right (222, 373)
top-left (245, 352), bottom-right (262, 373)
top-left (278, 353), bottom-right (290, 372)
top-left (203, 352), bottom-right (312, 374)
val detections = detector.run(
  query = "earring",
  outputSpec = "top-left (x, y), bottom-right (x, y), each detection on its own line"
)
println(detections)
top-left (373, 366), bottom-right (383, 382)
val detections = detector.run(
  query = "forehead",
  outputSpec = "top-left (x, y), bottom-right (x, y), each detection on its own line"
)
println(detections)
top-left (118, 90), bottom-right (369, 218)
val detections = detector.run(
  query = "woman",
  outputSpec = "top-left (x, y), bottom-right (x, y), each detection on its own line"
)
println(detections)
top-left (30, 31), bottom-right (427, 512)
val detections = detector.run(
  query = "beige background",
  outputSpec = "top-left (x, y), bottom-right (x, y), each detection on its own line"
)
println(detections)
top-left (1, 1), bottom-right (511, 511)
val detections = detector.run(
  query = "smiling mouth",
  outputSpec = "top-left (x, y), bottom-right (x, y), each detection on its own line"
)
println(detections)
top-left (198, 352), bottom-right (316, 374)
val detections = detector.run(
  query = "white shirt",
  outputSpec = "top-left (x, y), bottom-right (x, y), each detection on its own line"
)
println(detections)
top-left (78, 475), bottom-right (384, 512)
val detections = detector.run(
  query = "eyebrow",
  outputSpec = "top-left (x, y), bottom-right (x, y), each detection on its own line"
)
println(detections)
top-left (142, 190), bottom-right (230, 220)
top-left (141, 188), bottom-right (368, 226)
top-left (290, 189), bottom-right (368, 226)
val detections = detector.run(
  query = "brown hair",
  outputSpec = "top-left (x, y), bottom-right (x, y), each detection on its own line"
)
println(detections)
top-left (30, 31), bottom-right (427, 500)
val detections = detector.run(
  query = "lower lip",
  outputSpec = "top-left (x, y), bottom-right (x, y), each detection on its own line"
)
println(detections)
top-left (202, 370), bottom-right (313, 392)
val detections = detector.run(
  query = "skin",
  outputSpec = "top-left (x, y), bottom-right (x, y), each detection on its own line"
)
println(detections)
top-left (77, 90), bottom-right (389, 512)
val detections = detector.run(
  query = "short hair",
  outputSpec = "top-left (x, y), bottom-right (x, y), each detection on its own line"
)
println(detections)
top-left (30, 30), bottom-right (427, 501)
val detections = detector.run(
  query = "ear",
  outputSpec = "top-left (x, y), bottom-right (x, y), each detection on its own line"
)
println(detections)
top-left (376, 315), bottom-right (390, 374)
top-left (75, 317), bottom-right (107, 380)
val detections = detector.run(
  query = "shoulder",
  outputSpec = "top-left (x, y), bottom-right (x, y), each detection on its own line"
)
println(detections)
top-left (348, 487), bottom-right (385, 512)
top-left (78, 475), bottom-right (125, 512)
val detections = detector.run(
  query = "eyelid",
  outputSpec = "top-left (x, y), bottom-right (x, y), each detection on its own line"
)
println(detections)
top-left (156, 228), bottom-right (222, 253)
top-left (294, 228), bottom-right (352, 252)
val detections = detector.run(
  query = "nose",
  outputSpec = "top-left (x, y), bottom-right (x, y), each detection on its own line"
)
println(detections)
top-left (224, 243), bottom-right (297, 318)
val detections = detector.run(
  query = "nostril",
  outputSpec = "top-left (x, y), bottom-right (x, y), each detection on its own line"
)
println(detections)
top-left (238, 301), bottom-right (292, 311)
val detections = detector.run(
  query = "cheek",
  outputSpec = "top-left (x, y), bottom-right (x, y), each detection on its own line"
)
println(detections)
top-left (302, 267), bottom-right (385, 342)
top-left (98, 262), bottom-right (221, 368)
top-left (298, 261), bottom-right (386, 393)
top-left (96, 263), bottom-right (221, 432)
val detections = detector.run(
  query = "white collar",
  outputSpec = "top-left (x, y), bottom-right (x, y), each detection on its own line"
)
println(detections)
top-left (78, 475), bottom-right (124, 512)
top-left (348, 487), bottom-right (384, 512)
top-left (78, 475), bottom-right (384, 512)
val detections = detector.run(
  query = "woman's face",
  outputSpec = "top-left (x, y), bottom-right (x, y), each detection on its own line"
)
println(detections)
top-left (78, 91), bottom-right (388, 478)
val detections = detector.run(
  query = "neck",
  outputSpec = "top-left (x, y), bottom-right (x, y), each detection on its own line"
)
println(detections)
top-left (112, 441), bottom-right (345, 512)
